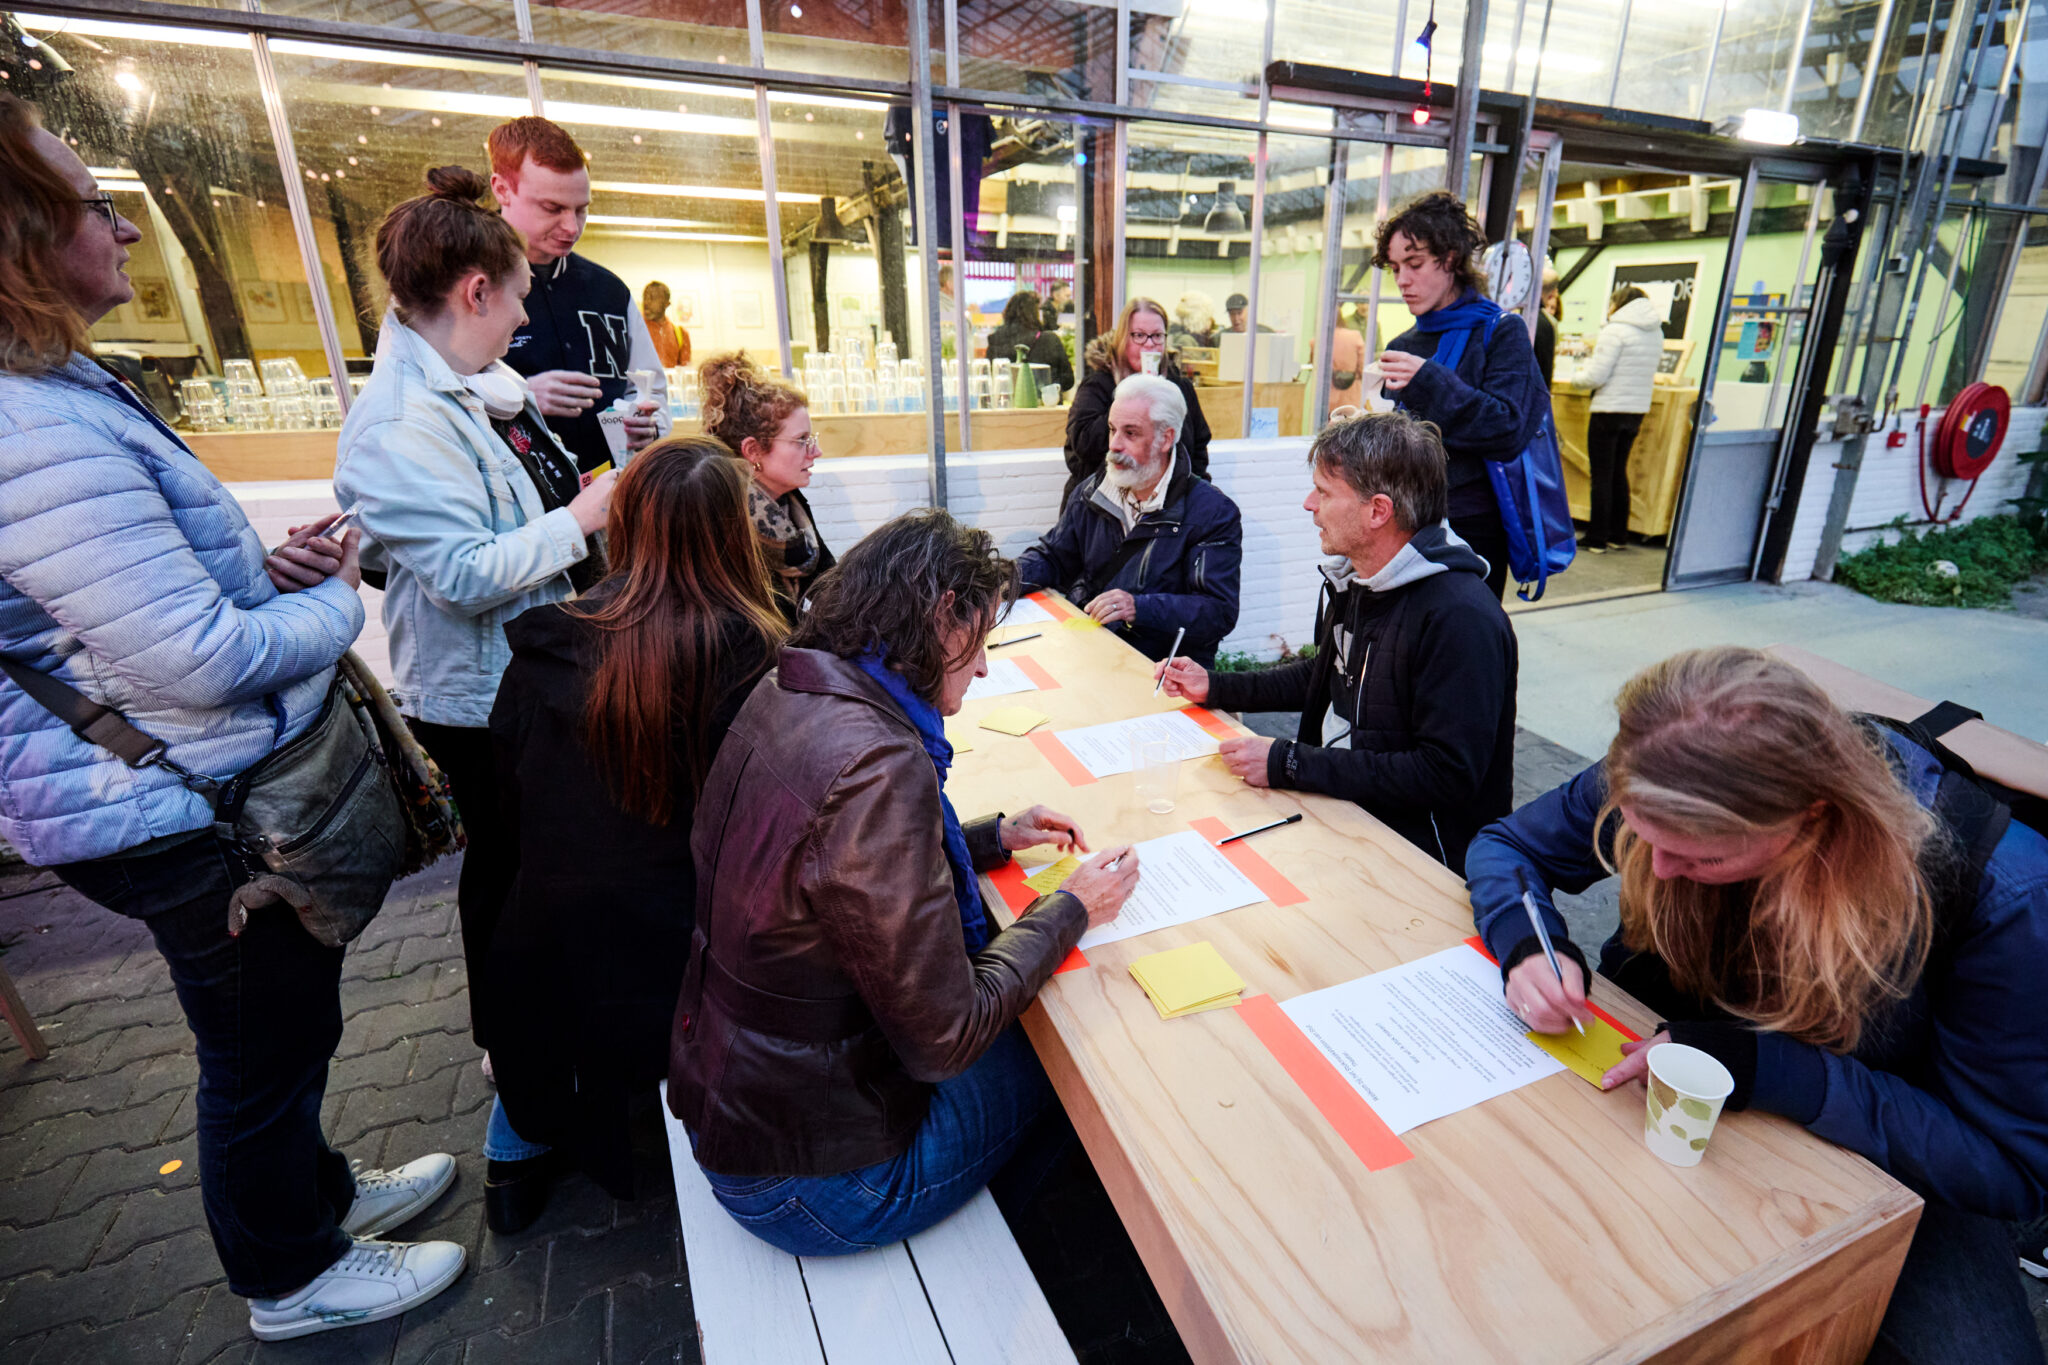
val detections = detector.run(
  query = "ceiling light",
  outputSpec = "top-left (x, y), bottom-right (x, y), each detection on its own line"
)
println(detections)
top-left (1722, 108), bottom-right (1800, 145)
top-left (113, 69), bottom-right (144, 94)
top-left (1203, 180), bottom-right (1246, 233)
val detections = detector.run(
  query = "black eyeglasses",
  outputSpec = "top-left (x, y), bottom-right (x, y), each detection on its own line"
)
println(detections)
top-left (79, 194), bottom-right (119, 231)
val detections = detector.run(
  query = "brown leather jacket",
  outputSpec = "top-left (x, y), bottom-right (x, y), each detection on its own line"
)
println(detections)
top-left (667, 647), bottom-right (1088, 1177)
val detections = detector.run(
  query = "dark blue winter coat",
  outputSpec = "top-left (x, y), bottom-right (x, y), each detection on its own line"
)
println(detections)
top-left (1386, 290), bottom-right (1550, 520)
top-left (1465, 733), bottom-right (2048, 1220)
top-left (1015, 460), bottom-right (1242, 667)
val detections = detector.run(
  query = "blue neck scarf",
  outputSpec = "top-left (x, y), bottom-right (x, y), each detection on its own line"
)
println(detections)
top-left (1397, 290), bottom-right (1502, 409)
top-left (852, 649), bottom-right (991, 952)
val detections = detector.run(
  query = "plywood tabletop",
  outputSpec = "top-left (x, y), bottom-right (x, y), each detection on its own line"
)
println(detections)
top-left (950, 598), bottom-right (1919, 1364)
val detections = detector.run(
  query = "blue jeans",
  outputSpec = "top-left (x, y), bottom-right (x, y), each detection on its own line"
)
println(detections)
top-left (483, 1095), bottom-right (551, 1162)
top-left (53, 834), bottom-right (355, 1298)
top-left (702, 1027), bottom-right (1063, 1255)
top-left (1869, 1200), bottom-right (2045, 1365)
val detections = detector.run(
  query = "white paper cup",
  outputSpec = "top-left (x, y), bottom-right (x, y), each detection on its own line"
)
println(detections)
top-left (1140, 351), bottom-right (1162, 376)
top-left (1643, 1043), bottom-right (1735, 1167)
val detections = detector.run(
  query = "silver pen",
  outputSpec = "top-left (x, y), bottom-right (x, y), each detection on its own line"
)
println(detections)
top-left (1518, 870), bottom-right (1584, 1035)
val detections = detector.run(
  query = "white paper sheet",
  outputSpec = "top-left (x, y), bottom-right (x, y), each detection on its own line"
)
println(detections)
top-left (1078, 829), bottom-right (1266, 950)
top-left (1280, 943), bottom-right (1566, 1135)
top-left (964, 658), bottom-right (1039, 701)
top-left (1054, 711), bottom-right (1221, 779)
top-left (995, 597), bottom-right (1056, 627)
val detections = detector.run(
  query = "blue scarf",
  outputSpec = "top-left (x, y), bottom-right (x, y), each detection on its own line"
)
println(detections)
top-left (1402, 289), bottom-right (1503, 388)
top-left (852, 650), bottom-right (991, 952)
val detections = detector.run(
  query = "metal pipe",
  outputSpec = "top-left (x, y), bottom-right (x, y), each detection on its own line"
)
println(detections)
top-left (1778, 0), bottom-right (1817, 115)
top-left (1912, 204), bottom-right (1975, 408)
top-left (943, 0), bottom-right (959, 89)
top-left (1112, 121), bottom-right (1129, 307)
top-left (907, 0), bottom-right (949, 506)
top-left (1608, 0), bottom-right (1634, 110)
top-left (1312, 141), bottom-right (1351, 430)
top-left (744, 0), bottom-right (764, 69)
top-left (1364, 138), bottom-right (1394, 360)
top-left (1849, 0), bottom-right (1898, 142)
top-left (512, 0), bottom-right (533, 42)
top-left (1241, 0), bottom-right (1278, 437)
top-left (947, 101), bottom-right (973, 453)
top-left (754, 86), bottom-right (794, 383)
top-left (1760, 181), bottom-right (1829, 428)
top-left (1505, 0), bottom-right (1530, 91)
top-left (1446, 0), bottom-right (1492, 196)
top-left (1697, 0), bottom-right (1729, 121)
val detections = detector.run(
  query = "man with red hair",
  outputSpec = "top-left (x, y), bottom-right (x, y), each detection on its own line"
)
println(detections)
top-left (488, 116), bottom-right (670, 472)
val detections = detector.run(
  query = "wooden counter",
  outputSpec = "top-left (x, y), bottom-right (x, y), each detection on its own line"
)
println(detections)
top-left (1551, 383), bottom-right (1698, 538)
top-left (1193, 381), bottom-right (1307, 440)
top-left (186, 430), bottom-right (340, 482)
top-left (944, 597), bottom-right (1918, 1364)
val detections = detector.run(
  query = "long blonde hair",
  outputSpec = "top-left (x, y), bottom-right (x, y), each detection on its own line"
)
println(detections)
top-left (1100, 297), bottom-right (1172, 382)
top-left (1602, 648), bottom-right (1937, 1053)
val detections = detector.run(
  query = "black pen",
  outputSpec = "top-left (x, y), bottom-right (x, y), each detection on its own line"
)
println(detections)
top-left (1216, 813), bottom-right (1302, 845)
top-left (988, 632), bottom-right (1042, 648)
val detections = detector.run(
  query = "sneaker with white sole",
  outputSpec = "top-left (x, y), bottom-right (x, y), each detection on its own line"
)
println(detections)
top-left (341, 1153), bottom-right (458, 1239)
top-left (2022, 1244), bottom-right (2047, 1279)
top-left (249, 1238), bottom-right (466, 1341)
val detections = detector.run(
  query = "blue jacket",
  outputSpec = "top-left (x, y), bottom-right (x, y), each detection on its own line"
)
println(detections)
top-left (1466, 735), bottom-right (2048, 1220)
top-left (0, 357), bottom-right (364, 865)
top-left (1015, 458), bottom-right (1242, 667)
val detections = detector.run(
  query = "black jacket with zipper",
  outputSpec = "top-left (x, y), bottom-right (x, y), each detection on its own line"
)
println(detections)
top-left (1015, 457), bottom-right (1241, 667)
top-left (1205, 525), bottom-right (1516, 872)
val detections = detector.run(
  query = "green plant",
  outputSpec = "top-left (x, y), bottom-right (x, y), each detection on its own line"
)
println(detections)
top-left (1834, 515), bottom-right (2047, 608)
top-left (1211, 640), bottom-right (1317, 672)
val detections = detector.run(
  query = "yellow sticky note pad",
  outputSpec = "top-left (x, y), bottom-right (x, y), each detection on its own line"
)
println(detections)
top-left (944, 723), bottom-right (974, 753)
top-left (1023, 854), bottom-right (1081, 896)
top-left (1527, 1015), bottom-right (1633, 1086)
top-left (979, 706), bottom-right (1049, 736)
top-left (1061, 614), bottom-right (1103, 631)
top-left (1130, 941), bottom-right (1246, 1020)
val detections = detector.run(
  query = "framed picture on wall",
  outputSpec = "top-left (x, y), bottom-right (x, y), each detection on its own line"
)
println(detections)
top-left (674, 291), bottom-right (699, 325)
top-left (241, 281), bottom-right (287, 325)
top-left (732, 291), bottom-right (764, 330)
top-left (288, 282), bottom-right (318, 326)
top-left (1610, 262), bottom-right (1698, 341)
top-left (134, 279), bottom-right (177, 322)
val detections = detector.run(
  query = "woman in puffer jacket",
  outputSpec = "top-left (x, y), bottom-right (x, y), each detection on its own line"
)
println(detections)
top-left (1572, 285), bottom-right (1667, 552)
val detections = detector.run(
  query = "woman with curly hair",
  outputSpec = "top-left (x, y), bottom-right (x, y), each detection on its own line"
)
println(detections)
top-left (699, 351), bottom-right (833, 619)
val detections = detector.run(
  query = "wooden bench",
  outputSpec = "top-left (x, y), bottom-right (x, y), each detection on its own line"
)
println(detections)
top-left (657, 1081), bottom-right (1077, 1365)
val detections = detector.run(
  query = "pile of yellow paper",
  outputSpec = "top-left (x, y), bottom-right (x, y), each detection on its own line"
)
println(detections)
top-left (1525, 1016), bottom-right (1634, 1086)
top-left (1023, 854), bottom-right (1081, 895)
top-left (1129, 942), bottom-right (1245, 1020)
top-left (979, 706), bottom-right (1049, 736)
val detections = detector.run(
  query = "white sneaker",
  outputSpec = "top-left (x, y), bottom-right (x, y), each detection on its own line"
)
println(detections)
top-left (340, 1153), bottom-right (457, 1239)
top-left (248, 1238), bottom-right (466, 1341)
top-left (2023, 1244), bottom-right (2047, 1279)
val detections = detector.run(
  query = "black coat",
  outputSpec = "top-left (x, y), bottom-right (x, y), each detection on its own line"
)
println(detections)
top-left (503, 251), bottom-right (636, 474)
top-left (1016, 458), bottom-right (1241, 667)
top-left (483, 598), bottom-right (773, 1197)
top-left (1062, 339), bottom-right (1212, 506)
top-left (1385, 293), bottom-right (1550, 520)
top-left (1205, 526), bottom-right (1516, 873)
top-left (984, 322), bottom-right (1074, 394)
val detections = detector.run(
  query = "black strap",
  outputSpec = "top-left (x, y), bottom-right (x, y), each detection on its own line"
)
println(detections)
top-left (1912, 700), bottom-right (1983, 739)
top-left (0, 655), bottom-right (166, 768)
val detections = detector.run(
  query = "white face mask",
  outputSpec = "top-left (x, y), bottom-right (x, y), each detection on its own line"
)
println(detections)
top-left (463, 367), bottom-right (526, 421)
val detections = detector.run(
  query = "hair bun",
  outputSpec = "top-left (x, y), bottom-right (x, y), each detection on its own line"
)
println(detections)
top-left (424, 165), bottom-right (489, 203)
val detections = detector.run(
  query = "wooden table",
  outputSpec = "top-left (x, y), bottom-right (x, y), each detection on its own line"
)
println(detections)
top-left (1551, 383), bottom-right (1698, 539)
top-left (946, 599), bottom-right (1919, 1364)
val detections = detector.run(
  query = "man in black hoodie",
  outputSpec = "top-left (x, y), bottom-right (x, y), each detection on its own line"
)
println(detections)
top-left (1156, 411), bottom-right (1515, 873)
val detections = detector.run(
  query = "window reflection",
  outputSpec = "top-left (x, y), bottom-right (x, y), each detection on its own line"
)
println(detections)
top-left (952, 0), bottom-right (1119, 102)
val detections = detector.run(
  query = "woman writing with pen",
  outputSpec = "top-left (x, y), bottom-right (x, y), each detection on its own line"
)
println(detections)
top-left (1464, 647), bottom-right (2048, 1365)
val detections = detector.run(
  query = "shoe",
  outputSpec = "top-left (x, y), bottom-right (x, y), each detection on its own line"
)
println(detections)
top-left (485, 1151), bottom-right (563, 1235)
top-left (481, 1052), bottom-right (494, 1085)
top-left (1576, 538), bottom-right (1608, 555)
top-left (2023, 1244), bottom-right (2047, 1279)
top-left (248, 1238), bottom-right (466, 1341)
top-left (341, 1153), bottom-right (457, 1239)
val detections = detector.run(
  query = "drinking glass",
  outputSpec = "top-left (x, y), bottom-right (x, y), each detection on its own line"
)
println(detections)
top-left (1132, 737), bottom-right (1180, 815)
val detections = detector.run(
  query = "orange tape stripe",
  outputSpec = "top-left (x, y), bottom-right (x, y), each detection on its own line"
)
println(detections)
top-left (1028, 591), bottom-right (1074, 620)
top-left (1029, 731), bottom-right (1097, 786)
top-left (1012, 655), bottom-right (1060, 691)
top-left (1188, 815), bottom-right (1308, 906)
top-left (986, 863), bottom-right (1090, 973)
top-left (1236, 993), bottom-right (1413, 1171)
top-left (1180, 705), bottom-right (1240, 741)
top-left (1459, 935), bottom-right (1640, 1041)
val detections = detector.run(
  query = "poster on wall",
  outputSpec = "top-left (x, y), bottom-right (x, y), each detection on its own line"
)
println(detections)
top-left (1610, 262), bottom-right (1697, 341)
top-left (134, 279), bottom-right (177, 322)
top-left (732, 291), bottom-right (764, 330)
top-left (674, 291), bottom-right (699, 325)
top-left (241, 281), bottom-right (287, 325)
top-left (288, 282), bottom-right (319, 326)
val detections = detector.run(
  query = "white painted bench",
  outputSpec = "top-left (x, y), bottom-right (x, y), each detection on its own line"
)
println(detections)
top-left (659, 1081), bottom-right (1079, 1365)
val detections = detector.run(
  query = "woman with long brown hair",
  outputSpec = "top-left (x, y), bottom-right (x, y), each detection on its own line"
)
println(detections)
top-left (1467, 647), bottom-right (2048, 1364)
top-left (699, 351), bottom-right (834, 619)
top-left (1061, 296), bottom-right (1212, 505)
top-left (480, 436), bottom-right (784, 1231)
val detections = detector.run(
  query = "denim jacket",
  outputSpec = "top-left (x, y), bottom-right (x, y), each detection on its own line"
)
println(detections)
top-left (0, 356), bottom-right (364, 865)
top-left (335, 315), bottom-right (589, 728)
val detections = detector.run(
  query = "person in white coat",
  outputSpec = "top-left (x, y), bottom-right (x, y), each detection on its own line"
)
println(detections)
top-left (1572, 285), bottom-right (1665, 551)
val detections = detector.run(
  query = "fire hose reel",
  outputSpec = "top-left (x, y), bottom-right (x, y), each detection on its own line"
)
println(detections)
top-left (1932, 382), bottom-right (2009, 480)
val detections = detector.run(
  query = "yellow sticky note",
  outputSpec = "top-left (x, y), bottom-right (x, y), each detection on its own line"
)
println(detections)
top-left (979, 706), bottom-right (1049, 736)
top-left (1023, 854), bottom-right (1081, 896)
top-left (944, 723), bottom-right (974, 753)
top-left (1527, 1015), bottom-right (1634, 1086)
top-left (1129, 941), bottom-right (1246, 1019)
top-left (1061, 614), bottom-right (1103, 631)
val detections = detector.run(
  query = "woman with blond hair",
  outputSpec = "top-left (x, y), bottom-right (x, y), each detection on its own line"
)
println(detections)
top-left (1062, 297), bottom-right (1211, 505)
top-left (1466, 646), bottom-right (2048, 1365)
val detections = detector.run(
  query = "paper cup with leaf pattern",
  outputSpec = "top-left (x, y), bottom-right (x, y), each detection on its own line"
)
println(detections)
top-left (1643, 1043), bottom-right (1735, 1167)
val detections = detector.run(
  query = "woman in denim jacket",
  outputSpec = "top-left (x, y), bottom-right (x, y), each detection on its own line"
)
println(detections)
top-left (0, 96), bottom-right (467, 1340)
top-left (333, 168), bottom-right (614, 1125)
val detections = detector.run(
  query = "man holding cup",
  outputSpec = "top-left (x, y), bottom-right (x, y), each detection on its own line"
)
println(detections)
top-left (488, 116), bottom-right (670, 472)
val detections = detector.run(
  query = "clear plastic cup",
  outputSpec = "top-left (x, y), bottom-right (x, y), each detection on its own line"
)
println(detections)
top-left (1132, 737), bottom-right (1179, 815)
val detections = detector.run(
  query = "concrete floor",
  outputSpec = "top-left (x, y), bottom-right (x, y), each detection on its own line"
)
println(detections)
top-left (1509, 578), bottom-right (2048, 761)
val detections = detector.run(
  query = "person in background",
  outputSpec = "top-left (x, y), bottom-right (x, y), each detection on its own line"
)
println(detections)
top-left (1572, 284), bottom-right (1664, 553)
top-left (699, 351), bottom-right (834, 619)
top-left (1023, 374), bottom-right (1241, 666)
top-left (0, 94), bottom-right (464, 1341)
top-left (1040, 279), bottom-right (1073, 331)
top-left (1534, 265), bottom-right (1561, 388)
top-left (641, 279), bottom-right (690, 370)
top-left (669, 509), bottom-right (1140, 1254)
top-left (1168, 290), bottom-right (1220, 351)
top-left (1466, 647), bottom-right (2048, 1365)
top-left (1223, 292), bottom-right (1274, 333)
top-left (335, 166), bottom-right (616, 1124)
top-left (1323, 301), bottom-right (1368, 412)
top-left (488, 116), bottom-right (670, 472)
top-left (1376, 191), bottom-right (1548, 600)
top-left (984, 289), bottom-right (1073, 395)
top-left (481, 438), bottom-right (784, 1233)
top-left (938, 262), bottom-right (955, 315)
top-left (1157, 412), bottom-right (1514, 873)
top-left (1064, 297), bottom-right (1212, 505)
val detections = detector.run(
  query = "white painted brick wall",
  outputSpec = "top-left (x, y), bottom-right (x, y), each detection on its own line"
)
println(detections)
top-left (226, 436), bottom-right (1329, 692)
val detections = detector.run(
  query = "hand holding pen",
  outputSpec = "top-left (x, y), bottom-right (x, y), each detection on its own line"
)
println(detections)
top-left (1503, 869), bottom-right (1592, 1036)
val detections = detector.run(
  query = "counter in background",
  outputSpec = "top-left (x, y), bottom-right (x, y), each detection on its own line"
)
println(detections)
top-left (1550, 382), bottom-right (1698, 539)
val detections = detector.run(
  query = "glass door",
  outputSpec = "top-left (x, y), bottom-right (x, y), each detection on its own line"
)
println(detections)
top-left (1664, 160), bottom-right (1832, 588)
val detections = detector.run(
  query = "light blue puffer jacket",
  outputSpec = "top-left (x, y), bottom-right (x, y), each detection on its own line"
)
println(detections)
top-left (334, 315), bottom-right (588, 729)
top-left (0, 357), bottom-right (366, 866)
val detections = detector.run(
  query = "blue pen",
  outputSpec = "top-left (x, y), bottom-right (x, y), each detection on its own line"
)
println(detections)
top-left (1517, 869), bottom-right (1585, 1035)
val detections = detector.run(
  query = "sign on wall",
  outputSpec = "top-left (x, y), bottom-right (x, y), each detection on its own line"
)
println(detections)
top-left (1610, 262), bottom-right (1699, 341)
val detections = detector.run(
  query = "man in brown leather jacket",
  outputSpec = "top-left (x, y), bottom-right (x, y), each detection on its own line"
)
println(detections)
top-left (667, 510), bottom-right (1138, 1254)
